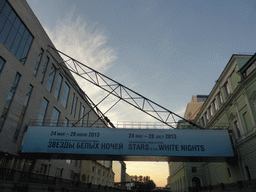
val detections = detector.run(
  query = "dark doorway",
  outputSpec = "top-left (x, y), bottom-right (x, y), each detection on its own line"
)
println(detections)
top-left (192, 177), bottom-right (201, 191)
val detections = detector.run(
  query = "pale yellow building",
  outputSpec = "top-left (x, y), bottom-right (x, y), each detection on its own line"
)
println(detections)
top-left (80, 160), bottom-right (114, 187)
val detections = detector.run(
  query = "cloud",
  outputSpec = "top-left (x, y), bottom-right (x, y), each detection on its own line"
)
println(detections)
top-left (45, 10), bottom-right (116, 73)
top-left (44, 9), bottom-right (122, 121)
top-left (44, 8), bottom-right (184, 128)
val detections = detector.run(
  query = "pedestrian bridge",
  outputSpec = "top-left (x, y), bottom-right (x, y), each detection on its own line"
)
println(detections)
top-left (21, 126), bottom-right (234, 162)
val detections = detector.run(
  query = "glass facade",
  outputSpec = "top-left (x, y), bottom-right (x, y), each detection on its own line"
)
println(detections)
top-left (61, 82), bottom-right (70, 108)
top-left (54, 74), bottom-right (63, 99)
top-left (46, 64), bottom-right (56, 92)
top-left (0, 0), bottom-right (33, 64)
top-left (0, 73), bottom-right (21, 131)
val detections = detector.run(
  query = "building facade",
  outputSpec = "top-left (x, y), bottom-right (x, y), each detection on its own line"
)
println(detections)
top-left (168, 95), bottom-right (208, 191)
top-left (80, 160), bottom-right (114, 186)
top-left (0, 0), bottom-right (123, 188)
top-left (168, 54), bottom-right (256, 191)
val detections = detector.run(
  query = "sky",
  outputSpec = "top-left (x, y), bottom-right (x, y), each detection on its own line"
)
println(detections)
top-left (27, 0), bottom-right (256, 187)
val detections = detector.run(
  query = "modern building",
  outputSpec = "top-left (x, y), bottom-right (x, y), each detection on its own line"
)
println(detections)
top-left (168, 54), bottom-right (256, 191)
top-left (0, 0), bottom-right (123, 189)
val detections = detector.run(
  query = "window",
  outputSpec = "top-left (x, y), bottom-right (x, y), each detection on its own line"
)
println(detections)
top-left (66, 160), bottom-right (72, 164)
top-left (205, 112), bottom-right (209, 122)
top-left (13, 84), bottom-right (33, 142)
top-left (78, 102), bottom-right (82, 123)
top-left (246, 62), bottom-right (256, 76)
top-left (201, 117), bottom-right (205, 127)
top-left (55, 168), bottom-right (63, 178)
top-left (79, 106), bottom-right (85, 125)
top-left (40, 164), bottom-right (47, 174)
top-left (209, 106), bottom-right (213, 117)
top-left (216, 92), bottom-right (223, 105)
top-left (46, 64), bottom-right (56, 92)
top-left (74, 160), bottom-right (78, 167)
top-left (70, 93), bottom-right (75, 114)
top-left (40, 56), bottom-right (49, 83)
top-left (191, 167), bottom-right (197, 173)
top-left (212, 101), bottom-right (216, 114)
top-left (61, 82), bottom-right (70, 108)
top-left (33, 49), bottom-right (44, 76)
top-left (214, 99), bottom-right (218, 111)
top-left (234, 120), bottom-right (241, 138)
top-left (0, 1), bottom-right (33, 64)
top-left (64, 117), bottom-right (69, 127)
top-left (73, 97), bottom-right (78, 117)
top-left (245, 166), bottom-right (252, 181)
top-left (0, 73), bottom-right (21, 131)
top-left (242, 112), bottom-right (250, 132)
top-left (0, 56), bottom-right (6, 73)
top-left (69, 170), bottom-right (73, 179)
top-left (222, 81), bottom-right (232, 99)
top-left (227, 167), bottom-right (231, 177)
top-left (50, 107), bottom-right (60, 126)
top-left (81, 174), bottom-right (86, 182)
top-left (37, 98), bottom-right (48, 126)
top-left (54, 74), bottom-right (63, 99)
top-left (24, 84), bottom-right (33, 108)
top-left (92, 166), bottom-right (95, 172)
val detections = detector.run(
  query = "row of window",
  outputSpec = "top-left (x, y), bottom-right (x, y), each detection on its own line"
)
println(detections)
top-left (33, 48), bottom-right (71, 108)
top-left (0, 55), bottom-right (88, 137)
top-left (0, 69), bottom-right (84, 138)
top-left (37, 97), bottom-right (69, 126)
top-left (0, 72), bottom-right (21, 132)
top-left (92, 166), bottom-right (111, 177)
top-left (200, 81), bottom-right (231, 127)
top-left (199, 76), bottom-right (254, 139)
top-left (37, 96), bottom-right (88, 126)
top-left (0, 1), bottom-right (90, 135)
top-left (0, 71), bottom-right (33, 143)
top-left (33, 48), bottom-right (89, 126)
top-left (89, 176), bottom-right (113, 185)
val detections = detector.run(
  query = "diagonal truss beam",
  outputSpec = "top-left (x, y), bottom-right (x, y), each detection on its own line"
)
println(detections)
top-left (49, 46), bottom-right (204, 129)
